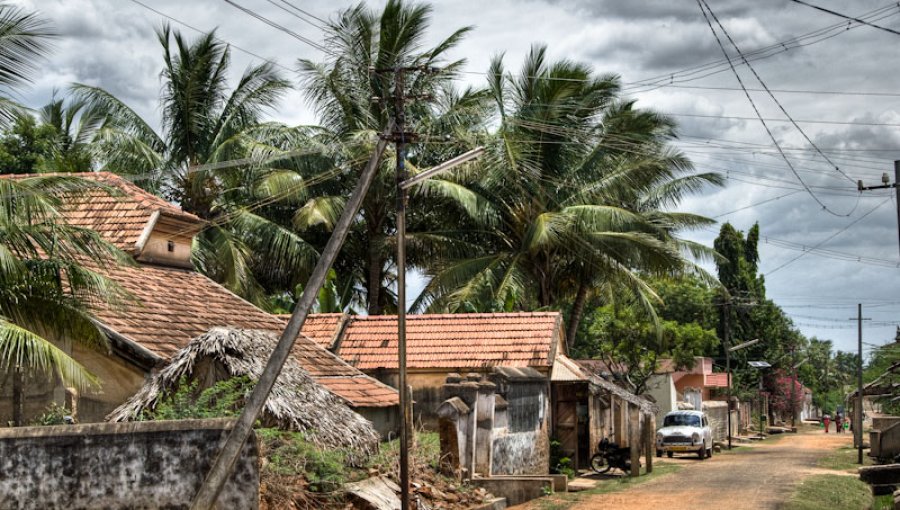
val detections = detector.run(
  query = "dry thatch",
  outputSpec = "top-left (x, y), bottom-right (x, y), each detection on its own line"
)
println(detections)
top-left (108, 327), bottom-right (379, 458)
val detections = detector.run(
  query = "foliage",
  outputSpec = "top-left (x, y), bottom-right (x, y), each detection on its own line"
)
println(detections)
top-left (0, 115), bottom-right (57, 173)
top-left (295, 0), bottom-right (481, 314)
top-left (575, 300), bottom-right (718, 393)
top-left (139, 376), bottom-right (252, 420)
top-left (257, 428), bottom-right (350, 493)
top-left (72, 25), bottom-right (319, 307)
top-left (0, 175), bottom-right (131, 422)
top-left (416, 44), bottom-right (722, 346)
top-left (765, 369), bottom-right (806, 418)
top-left (549, 438), bottom-right (576, 479)
top-left (29, 402), bottom-right (71, 426)
top-left (0, 4), bottom-right (53, 126)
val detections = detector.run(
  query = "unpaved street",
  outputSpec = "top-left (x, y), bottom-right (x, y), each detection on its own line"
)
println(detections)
top-left (569, 429), bottom-right (854, 510)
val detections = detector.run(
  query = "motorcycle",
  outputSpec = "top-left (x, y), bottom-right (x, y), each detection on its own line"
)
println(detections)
top-left (590, 437), bottom-right (639, 474)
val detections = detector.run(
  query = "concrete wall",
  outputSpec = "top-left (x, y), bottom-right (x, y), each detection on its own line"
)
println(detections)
top-left (490, 373), bottom-right (550, 476)
top-left (646, 373), bottom-right (676, 426)
top-left (702, 401), bottom-right (729, 442)
top-left (0, 418), bottom-right (258, 510)
top-left (0, 337), bottom-right (148, 425)
top-left (357, 406), bottom-right (401, 441)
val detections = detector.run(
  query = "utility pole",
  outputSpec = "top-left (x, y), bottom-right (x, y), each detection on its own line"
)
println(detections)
top-left (724, 305), bottom-right (733, 450)
top-left (851, 303), bottom-right (872, 465)
top-left (790, 345), bottom-right (797, 429)
top-left (373, 64), bottom-right (437, 510)
top-left (857, 160), bottom-right (900, 256)
top-left (190, 131), bottom-right (391, 509)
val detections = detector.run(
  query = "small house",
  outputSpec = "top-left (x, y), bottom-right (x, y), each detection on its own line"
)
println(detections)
top-left (0, 172), bottom-right (398, 437)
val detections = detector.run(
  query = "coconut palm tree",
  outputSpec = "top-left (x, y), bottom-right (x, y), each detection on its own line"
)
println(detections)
top-left (72, 26), bottom-right (319, 305)
top-left (0, 175), bottom-right (130, 425)
top-left (0, 3), bottom-right (52, 126)
top-left (295, 0), bottom-right (487, 314)
top-left (417, 45), bottom-right (724, 340)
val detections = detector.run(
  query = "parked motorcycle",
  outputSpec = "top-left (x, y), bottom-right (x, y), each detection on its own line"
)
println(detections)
top-left (590, 437), bottom-right (639, 474)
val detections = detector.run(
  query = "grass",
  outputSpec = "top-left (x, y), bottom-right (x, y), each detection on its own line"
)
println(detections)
top-left (817, 446), bottom-right (873, 472)
top-left (873, 494), bottom-right (895, 510)
top-left (529, 464), bottom-right (682, 510)
top-left (782, 474), bottom-right (872, 510)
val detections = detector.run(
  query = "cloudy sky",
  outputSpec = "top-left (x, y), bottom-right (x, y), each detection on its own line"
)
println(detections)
top-left (17, 0), bottom-right (900, 354)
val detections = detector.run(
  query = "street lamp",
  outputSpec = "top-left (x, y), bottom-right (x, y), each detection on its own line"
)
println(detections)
top-left (395, 146), bottom-right (485, 509)
top-left (725, 338), bottom-right (760, 449)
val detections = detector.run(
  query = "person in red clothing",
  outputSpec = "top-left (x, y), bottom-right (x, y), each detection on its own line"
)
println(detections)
top-left (823, 413), bottom-right (831, 433)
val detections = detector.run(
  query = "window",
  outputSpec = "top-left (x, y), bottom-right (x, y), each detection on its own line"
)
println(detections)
top-left (664, 414), bottom-right (701, 427)
top-left (167, 240), bottom-right (175, 253)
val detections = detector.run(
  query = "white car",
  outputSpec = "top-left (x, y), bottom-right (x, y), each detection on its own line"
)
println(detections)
top-left (656, 410), bottom-right (714, 459)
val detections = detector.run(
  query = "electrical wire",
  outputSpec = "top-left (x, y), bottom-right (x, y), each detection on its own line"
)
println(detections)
top-left (126, 0), bottom-right (294, 73)
top-left (219, 0), bottom-right (335, 56)
top-left (791, 0), bottom-right (900, 36)
top-left (697, 0), bottom-right (856, 217)
top-left (764, 197), bottom-right (893, 275)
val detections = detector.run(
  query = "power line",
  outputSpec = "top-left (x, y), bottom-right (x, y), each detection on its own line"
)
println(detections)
top-left (765, 197), bottom-right (893, 275)
top-left (649, 83), bottom-right (900, 99)
top-left (126, 0), bottom-right (294, 73)
top-left (697, 0), bottom-right (857, 217)
top-left (666, 112), bottom-right (900, 129)
top-left (220, 0), bottom-right (334, 56)
top-left (791, 0), bottom-right (900, 36)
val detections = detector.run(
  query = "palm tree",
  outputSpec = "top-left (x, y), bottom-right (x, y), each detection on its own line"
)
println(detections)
top-left (73, 26), bottom-right (318, 305)
top-left (417, 45), bottom-right (724, 341)
top-left (0, 3), bottom-right (52, 125)
top-left (37, 94), bottom-right (103, 172)
top-left (0, 175), bottom-right (130, 425)
top-left (296, 0), bottom-right (486, 314)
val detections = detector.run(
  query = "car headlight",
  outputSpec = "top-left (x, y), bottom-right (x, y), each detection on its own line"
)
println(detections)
top-left (692, 432), bottom-right (700, 444)
top-left (656, 432), bottom-right (664, 441)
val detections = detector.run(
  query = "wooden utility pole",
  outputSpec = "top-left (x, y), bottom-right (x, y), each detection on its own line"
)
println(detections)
top-left (857, 303), bottom-right (864, 464)
top-left (190, 133), bottom-right (391, 510)
top-left (790, 345), bottom-right (797, 429)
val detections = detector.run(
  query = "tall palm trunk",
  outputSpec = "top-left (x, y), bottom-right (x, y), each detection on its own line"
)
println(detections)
top-left (12, 366), bottom-right (23, 426)
top-left (367, 233), bottom-right (384, 315)
top-left (566, 280), bottom-right (590, 352)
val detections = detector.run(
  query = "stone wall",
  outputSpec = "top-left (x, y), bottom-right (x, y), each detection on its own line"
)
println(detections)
top-left (0, 418), bottom-right (258, 510)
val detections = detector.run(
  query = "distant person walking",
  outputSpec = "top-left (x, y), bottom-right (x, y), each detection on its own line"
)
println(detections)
top-left (823, 413), bottom-right (831, 433)
top-left (835, 413), bottom-right (843, 434)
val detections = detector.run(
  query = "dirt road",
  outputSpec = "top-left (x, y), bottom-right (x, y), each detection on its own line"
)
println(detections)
top-left (568, 429), bottom-right (854, 510)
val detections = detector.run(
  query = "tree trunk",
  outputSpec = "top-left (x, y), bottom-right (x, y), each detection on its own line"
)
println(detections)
top-left (367, 234), bottom-right (384, 316)
top-left (12, 366), bottom-right (23, 427)
top-left (566, 281), bottom-right (589, 352)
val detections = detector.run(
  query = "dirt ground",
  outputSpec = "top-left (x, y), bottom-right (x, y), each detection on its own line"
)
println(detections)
top-left (565, 428), bottom-right (855, 510)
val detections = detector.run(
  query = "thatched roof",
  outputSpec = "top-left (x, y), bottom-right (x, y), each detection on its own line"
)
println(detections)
top-left (108, 327), bottom-right (380, 457)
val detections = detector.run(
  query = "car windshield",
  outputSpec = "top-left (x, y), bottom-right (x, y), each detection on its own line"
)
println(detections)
top-left (664, 414), bottom-right (701, 427)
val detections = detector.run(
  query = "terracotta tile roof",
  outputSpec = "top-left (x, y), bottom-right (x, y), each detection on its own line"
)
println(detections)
top-left (7, 171), bottom-right (201, 252)
top-left (277, 313), bottom-right (347, 349)
top-left (1, 172), bottom-right (397, 409)
top-left (88, 262), bottom-right (397, 408)
top-left (336, 312), bottom-right (563, 370)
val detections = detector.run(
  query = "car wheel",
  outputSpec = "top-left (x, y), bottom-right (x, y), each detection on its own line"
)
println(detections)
top-left (656, 449), bottom-right (663, 458)
top-left (707, 445), bottom-right (713, 458)
top-left (666, 451), bottom-right (674, 458)
top-left (698, 447), bottom-right (706, 460)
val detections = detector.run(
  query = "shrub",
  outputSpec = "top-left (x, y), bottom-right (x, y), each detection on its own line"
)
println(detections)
top-left (30, 403), bottom-right (71, 426)
top-left (141, 376), bottom-right (252, 420)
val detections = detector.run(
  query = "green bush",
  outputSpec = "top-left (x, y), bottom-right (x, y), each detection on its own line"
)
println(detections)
top-left (141, 376), bottom-right (253, 420)
top-left (549, 438), bottom-right (576, 479)
top-left (30, 403), bottom-right (71, 426)
top-left (257, 428), bottom-right (349, 492)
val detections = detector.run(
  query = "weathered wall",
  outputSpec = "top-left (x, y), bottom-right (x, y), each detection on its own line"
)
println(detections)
top-left (0, 338), bottom-right (147, 425)
top-left (646, 374), bottom-right (676, 426)
top-left (490, 374), bottom-right (549, 475)
top-left (0, 419), bottom-right (258, 510)
top-left (702, 401), bottom-right (729, 442)
top-left (358, 406), bottom-right (401, 441)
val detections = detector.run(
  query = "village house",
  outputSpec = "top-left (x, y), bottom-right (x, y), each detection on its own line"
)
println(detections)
top-left (281, 312), bottom-right (657, 472)
top-left (0, 172), bottom-right (399, 437)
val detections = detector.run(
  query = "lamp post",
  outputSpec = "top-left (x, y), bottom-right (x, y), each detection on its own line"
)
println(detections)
top-left (395, 146), bottom-right (484, 509)
top-left (726, 338), bottom-right (760, 449)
